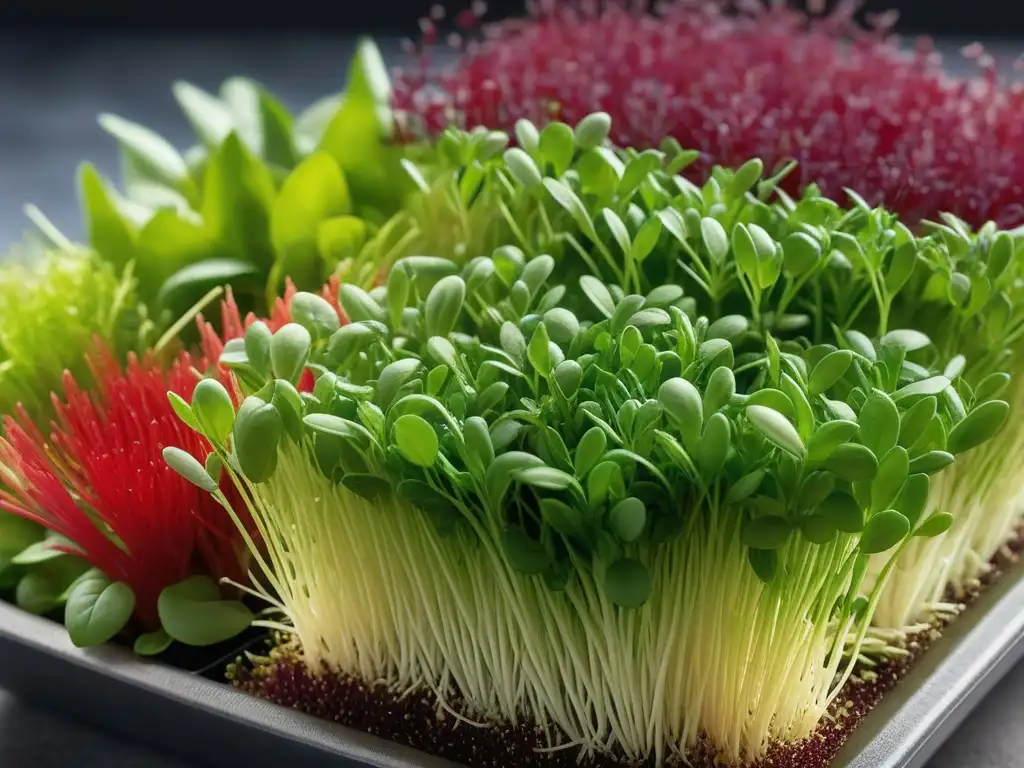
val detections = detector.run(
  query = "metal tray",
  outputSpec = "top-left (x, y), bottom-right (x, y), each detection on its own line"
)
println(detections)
top-left (0, 564), bottom-right (1023, 768)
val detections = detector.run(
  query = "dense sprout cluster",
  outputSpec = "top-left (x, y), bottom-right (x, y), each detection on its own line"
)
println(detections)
top-left (393, 0), bottom-right (1024, 228)
top-left (2, 18), bottom-right (1024, 766)
top-left (164, 115), bottom-right (1016, 762)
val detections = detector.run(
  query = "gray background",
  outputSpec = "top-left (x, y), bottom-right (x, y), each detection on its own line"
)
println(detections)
top-left (0, 33), bottom-right (1022, 767)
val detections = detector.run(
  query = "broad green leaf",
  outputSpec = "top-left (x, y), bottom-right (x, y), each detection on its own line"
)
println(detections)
top-left (135, 210), bottom-right (221, 304)
top-left (233, 396), bottom-right (283, 483)
top-left (818, 492), bottom-right (865, 533)
top-left (898, 396), bottom-right (937, 448)
top-left (807, 420), bottom-right (859, 464)
top-left (580, 275), bottom-right (615, 318)
top-left (173, 81), bottom-right (235, 148)
top-left (609, 497), bottom-right (647, 542)
top-left (659, 378), bottom-right (702, 451)
top-left (881, 329), bottom-right (931, 352)
top-left (824, 443), bottom-right (878, 481)
top-left (746, 405), bottom-right (804, 457)
top-left (947, 400), bottom-right (1010, 454)
top-left (393, 414), bottom-right (439, 468)
top-left (574, 111), bottom-right (611, 150)
top-left (808, 350), bottom-right (853, 395)
top-left (202, 133), bottom-right (276, 270)
top-left (914, 512), bottom-right (954, 539)
top-left (318, 39), bottom-right (408, 213)
top-left (79, 164), bottom-right (136, 272)
top-left (134, 629), bottom-right (174, 656)
top-left (908, 450), bottom-right (954, 475)
top-left (871, 446), bottom-right (909, 513)
top-left (191, 378), bottom-right (235, 445)
top-left (859, 392), bottom-right (900, 458)
top-left (741, 515), bottom-right (792, 550)
top-left (64, 571), bottom-right (135, 648)
top-left (748, 548), bottom-right (777, 583)
top-left (859, 509), bottom-right (910, 554)
top-left (270, 152), bottom-right (352, 291)
top-left (270, 323), bottom-right (312, 384)
top-left (540, 498), bottom-right (585, 539)
top-left (158, 575), bottom-right (254, 646)
top-left (424, 276), bottom-right (466, 338)
top-left (538, 121), bottom-right (576, 175)
top-left (894, 473), bottom-right (930, 527)
top-left (603, 558), bottom-right (652, 608)
top-left (502, 526), bottom-right (551, 575)
top-left (375, 359), bottom-right (422, 411)
top-left (158, 258), bottom-right (261, 314)
top-left (98, 113), bottom-right (190, 189)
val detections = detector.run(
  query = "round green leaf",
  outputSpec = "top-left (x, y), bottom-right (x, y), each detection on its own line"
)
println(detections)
top-left (659, 377), bottom-right (702, 449)
top-left (894, 376), bottom-right (951, 401)
top-left (514, 466), bottom-right (575, 492)
top-left (604, 558), bottom-right (652, 608)
top-left (270, 323), bottom-right (312, 384)
top-left (503, 526), bottom-right (551, 575)
top-left (706, 315), bottom-right (748, 342)
top-left (575, 427), bottom-right (608, 478)
top-left (540, 498), bottom-right (584, 539)
top-left (871, 446), bottom-right (909, 513)
top-left (947, 400), bottom-right (1010, 454)
top-left (504, 147), bottom-right (543, 189)
top-left (244, 321), bottom-right (273, 374)
top-left (746, 405), bottom-right (804, 457)
top-left (375, 358), bottom-right (422, 411)
top-left (859, 509), bottom-right (910, 554)
top-left (703, 366), bottom-right (736, 418)
top-left (699, 412), bottom-right (731, 478)
top-left (725, 470), bottom-right (765, 504)
top-left (163, 447), bottom-right (218, 492)
top-left (800, 514), bottom-right (836, 545)
top-left (824, 443), bottom-right (878, 481)
top-left (290, 291), bottom-right (341, 340)
top-left (553, 360), bottom-right (583, 399)
top-left (807, 420), bottom-right (859, 464)
top-left (782, 231), bottom-right (821, 275)
top-left (158, 575), bottom-right (254, 647)
top-left (701, 217), bottom-right (729, 265)
top-left (914, 512), bottom-right (954, 539)
top-left (191, 378), bottom-right (235, 445)
top-left (881, 329), bottom-right (931, 352)
top-left (808, 350), bottom-right (853, 396)
top-left (134, 629), bottom-right (174, 656)
top-left (341, 473), bottom-right (392, 501)
top-left (65, 571), bottom-right (135, 648)
top-left (748, 548), bottom-right (777, 584)
top-left (908, 450), bottom-right (954, 476)
top-left (898, 396), bottom-right (937, 448)
top-left (609, 497), bottom-right (647, 543)
top-left (859, 392), bottom-right (899, 459)
top-left (339, 283), bottom-right (386, 324)
top-left (893, 473), bottom-right (930, 528)
top-left (574, 111), bottom-right (611, 150)
top-left (233, 396), bottom-right (283, 483)
top-left (818, 492), bottom-right (865, 533)
top-left (539, 121), bottom-right (576, 174)
top-left (975, 372), bottom-right (1011, 403)
top-left (741, 514), bottom-right (792, 550)
top-left (424, 275), bottom-right (467, 339)
top-left (393, 414), bottom-right (439, 468)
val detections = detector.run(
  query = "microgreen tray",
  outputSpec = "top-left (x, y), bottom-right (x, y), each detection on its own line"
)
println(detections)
top-left (0, 563), bottom-right (1022, 768)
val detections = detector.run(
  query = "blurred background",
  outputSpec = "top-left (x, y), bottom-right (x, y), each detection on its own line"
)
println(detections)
top-left (0, 0), bottom-right (1023, 36)
top-left (0, 1), bottom-right (1023, 766)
